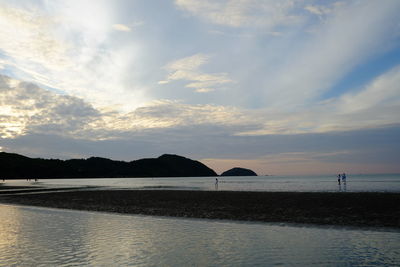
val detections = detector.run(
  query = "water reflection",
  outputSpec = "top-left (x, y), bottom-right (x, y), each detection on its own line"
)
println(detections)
top-left (0, 205), bottom-right (20, 265)
top-left (338, 182), bottom-right (347, 192)
top-left (0, 204), bottom-right (399, 266)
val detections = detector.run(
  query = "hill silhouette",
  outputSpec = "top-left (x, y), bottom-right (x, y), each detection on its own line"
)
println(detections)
top-left (221, 167), bottom-right (257, 176)
top-left (0, 152), bottom-right (217, 179)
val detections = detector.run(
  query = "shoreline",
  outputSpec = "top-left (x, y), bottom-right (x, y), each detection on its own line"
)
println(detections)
top-left (0, 189), bottom-right (399, 228)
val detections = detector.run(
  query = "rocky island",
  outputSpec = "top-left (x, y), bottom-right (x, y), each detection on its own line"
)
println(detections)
top-left (221, 167), bottom-right (257, 176)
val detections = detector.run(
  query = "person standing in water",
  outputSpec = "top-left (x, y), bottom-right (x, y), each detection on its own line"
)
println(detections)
top-left (215, 178), bottom-right (219, 190)
top-left (337, 174), bottom-right (341, 185)
top-left (341, 173), bottom-right (346, 184)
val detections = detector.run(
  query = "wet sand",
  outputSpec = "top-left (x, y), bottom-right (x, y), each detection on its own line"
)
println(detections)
top-left (0, 185), bottom-right (96, 194)
top-left (0, 189), bottom-right (399, 228)
top-left (0, 185), bottom-right (42, 190)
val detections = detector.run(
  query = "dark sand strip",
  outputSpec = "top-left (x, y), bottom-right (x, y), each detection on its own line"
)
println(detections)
top-left (0, 185), bottom-right (43, 190)
top-left (0, 190), bottom-right (399, 228)
top-left (0, 186), bottom-right (102, 195)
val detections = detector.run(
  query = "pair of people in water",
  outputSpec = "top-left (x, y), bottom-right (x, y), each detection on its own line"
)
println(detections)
top-left (337, 173), bottom-right (346, 185)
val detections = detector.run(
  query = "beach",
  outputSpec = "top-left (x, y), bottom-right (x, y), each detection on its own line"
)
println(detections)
top-left (1, 187), bottom-right (399, 228)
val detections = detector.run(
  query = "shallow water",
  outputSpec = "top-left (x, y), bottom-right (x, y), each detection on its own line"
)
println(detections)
top-left (0, 204), bottom-right (399, 266)
top-left (2, 173), bottom-right (400, 192)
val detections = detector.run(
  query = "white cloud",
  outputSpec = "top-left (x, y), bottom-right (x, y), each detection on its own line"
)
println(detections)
top-left (304, 5), bottom-right (328, 16)
top-left (0, 74), bottom-right (99, 138)
top-left (166, 53), bottom-right (210, 71)
top-left (113, 24), bottom-right (131, 32)
top-left (157, 80), bottom-right (169, 85)
top-left (172, 0), bottom-right (400, 112)
top-left (240, 64), bottom-right (400, 135)
top-left (131, 100), bottom-right (246, 126)
top-left (339, 66), bottom-right (400, 113)
top-left (258, 0), bottom-right (400, 110)
top-left (304, 2), bottom-right (344, 17)
top-left (195, 88), bottom-right (215, 93)
top-left (1, 1), bottom-right (400, 141)
top-left (0, 4), bottom-right (72, 71)
top-left (0, 2), bottom-right (148, 111)
top-left (3, 58), bottom-right (400, 141)
top-left (174, 0), bottom-right (304, 28)
top-left (0, 75), bottom-right (249, 140)
top-left (160, 54), bottom-right (233, 92)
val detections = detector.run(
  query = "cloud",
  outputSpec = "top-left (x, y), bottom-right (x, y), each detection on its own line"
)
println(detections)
top-left (169, 1), bottom-right (400, 113)
top-left (0, 74), bottom-right (100, 138)
top-left (339, 66), bottom-right (400, 113)
top-left (130, 100), bottom-right (249, 127)
top-left (3, 64), bottom-right (400, 142)
top-left (304, 5), bottom-right (329, 16)
top-left (0, 2), bottom-right (148, 110)
top-left (256, 0), bottom-right (400, 110)
top-left (1, 74), bottom-right (399, 174)
top-left (165, 53), bottom-right (210, 71)
top-left (159, 54), bottom-right (233, 93)
top-left (174, 0), bottom-right (304, 28)
top-left (112, 24), bottom-right (131, 32)
top-left (0, 4), bottom-right (72, 71)
top-left (195, 88), bottom-right (215, 93)
top-left (0, 74), bottom-right (253, 140)
top-left (238, 64), bottom-right (400, 136)
top-left (304, 2), bottom-right (344, 17)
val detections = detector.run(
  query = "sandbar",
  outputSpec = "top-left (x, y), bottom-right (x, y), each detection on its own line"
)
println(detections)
top-left (0, 189), bottom-right (399, 228)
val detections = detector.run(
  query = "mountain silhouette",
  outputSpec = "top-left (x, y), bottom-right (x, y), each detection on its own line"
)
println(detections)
top-left (0, 152), bottom-right (217, 179)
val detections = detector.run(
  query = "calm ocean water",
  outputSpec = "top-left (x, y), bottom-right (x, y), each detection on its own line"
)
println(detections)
top-left (0, 204), bottom-right (399, 267)
top-left (2, 173), bottom-right (400, 192)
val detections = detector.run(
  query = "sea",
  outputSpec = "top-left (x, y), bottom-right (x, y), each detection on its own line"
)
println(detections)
top-left (1, 174), bottom-right (399, 266)
top-left (2, 173), bottom-right (400, 192)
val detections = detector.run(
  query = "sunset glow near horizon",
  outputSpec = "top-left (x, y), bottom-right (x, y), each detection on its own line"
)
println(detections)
top-left (1, 0), bottom-right (400, 175)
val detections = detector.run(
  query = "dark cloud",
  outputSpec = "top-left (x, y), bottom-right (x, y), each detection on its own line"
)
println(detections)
top-left (2, 125), bottom-right (400, 170)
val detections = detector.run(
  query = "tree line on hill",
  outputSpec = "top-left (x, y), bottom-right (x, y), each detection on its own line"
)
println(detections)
top-left (0, 152), bottom-right (258, 179)
top-left (0, 152), bottom-right (217, 179)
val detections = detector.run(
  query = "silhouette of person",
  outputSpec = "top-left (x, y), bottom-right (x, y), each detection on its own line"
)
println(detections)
top-left (342, 173), bottom-right (346, 184)
top-left (337, 174), bottom-right (341, 185)
top-left (215, 178), bottom-right (219, 190)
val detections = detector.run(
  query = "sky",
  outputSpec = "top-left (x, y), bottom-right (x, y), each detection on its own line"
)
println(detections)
top-left (1, 0), bottom-right (400, 175)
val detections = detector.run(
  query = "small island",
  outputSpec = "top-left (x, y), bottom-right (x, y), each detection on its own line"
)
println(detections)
top-left (221, 167), bottom-right (257, 176)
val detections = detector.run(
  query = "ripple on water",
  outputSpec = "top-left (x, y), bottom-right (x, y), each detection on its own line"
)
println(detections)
top-left (0, 204), bottom-right (399, 266)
